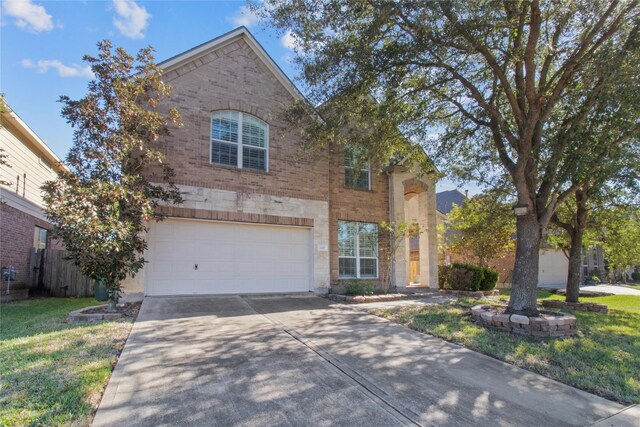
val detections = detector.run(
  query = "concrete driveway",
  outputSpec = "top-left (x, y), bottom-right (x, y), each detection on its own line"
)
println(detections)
top-left (93, 295), bottom-right (622, 427)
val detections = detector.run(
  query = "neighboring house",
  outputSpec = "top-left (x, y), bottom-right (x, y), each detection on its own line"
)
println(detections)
top-left (0, 103), bottom-right (65, 300)
top-left (436, 190), bottom-right (569, 288)
top-left (121, 27), bottom-right (438, 296)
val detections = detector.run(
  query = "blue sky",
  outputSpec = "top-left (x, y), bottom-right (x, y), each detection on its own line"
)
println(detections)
top-left (2, 0), bottom-right (464, 192)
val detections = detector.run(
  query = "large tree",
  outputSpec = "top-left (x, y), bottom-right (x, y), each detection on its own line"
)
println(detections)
top-left (261, 0), bottom-right (640, 314)
top-left (43, 41), bottom-right (182, 309)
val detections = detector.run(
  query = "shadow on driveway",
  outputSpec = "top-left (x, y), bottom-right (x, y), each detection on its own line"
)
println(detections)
top-left (93, 295), bottom-right (622, 426)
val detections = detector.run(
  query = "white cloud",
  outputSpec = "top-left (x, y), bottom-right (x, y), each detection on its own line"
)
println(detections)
top-left (281, 29), bottom-right (300, 51)
top-left (228, 5), bottom-right (260, 28)
top-left (112, 0), bottom-right (150, 39)
top-left (2, 0), bottom-right (54, 33)
top-left (22, 59), bottom-right (94, 78)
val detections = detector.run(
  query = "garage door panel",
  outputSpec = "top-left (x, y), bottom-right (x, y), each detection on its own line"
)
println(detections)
top-left (146, 219), bottom-right (311, 295)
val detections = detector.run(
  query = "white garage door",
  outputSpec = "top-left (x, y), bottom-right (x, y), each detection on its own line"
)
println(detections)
top-left (145, 219), bottom-right (312, 295)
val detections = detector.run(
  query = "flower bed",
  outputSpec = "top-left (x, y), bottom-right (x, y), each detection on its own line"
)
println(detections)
top-left (67, 302), bottom-right (141, 323)
top-left (439, 289), bottom-right (499, 298)
top-left (471, 304), bottom-right (577, 338)
top-left (327, 293), bottom-right (435, 304)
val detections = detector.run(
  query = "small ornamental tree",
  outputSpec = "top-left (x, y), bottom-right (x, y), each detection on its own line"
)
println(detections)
top-left (442, 194), bottom-right (515, 267)
top-left (595, 205), bottom-right (640, 283)
top-left (379, 220), bottom-right (422, 293)
top-left (43, 41), bottom-right (182, 310)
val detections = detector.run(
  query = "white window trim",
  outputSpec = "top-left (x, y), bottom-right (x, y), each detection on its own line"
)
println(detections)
top-left (338, 221), bottom-right (379, 279)
top-left (210, 111), bottom-right (269, 172)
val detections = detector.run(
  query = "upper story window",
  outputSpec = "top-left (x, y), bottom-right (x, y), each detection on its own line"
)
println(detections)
top-left (344, 145), bottom-right (370, 190)
top-left (211, 111), bottom-right (268, 172)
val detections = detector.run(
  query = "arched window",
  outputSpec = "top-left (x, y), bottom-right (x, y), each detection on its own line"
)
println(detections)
top-left (211, 111), bottom-right (268, 171)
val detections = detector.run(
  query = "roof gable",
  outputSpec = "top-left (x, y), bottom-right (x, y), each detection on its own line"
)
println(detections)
top-left (159, 27), bottom-right (306, 103)
top-left (436, 190), bottom-right (467, 214)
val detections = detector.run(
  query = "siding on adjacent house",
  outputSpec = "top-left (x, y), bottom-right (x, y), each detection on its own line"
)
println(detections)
top-left (0, 118), bottom-right (59, 208)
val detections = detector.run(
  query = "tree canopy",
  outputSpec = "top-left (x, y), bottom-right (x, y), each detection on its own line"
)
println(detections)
top-left (442, 194), bottom-right (515, 267)
top-left (43, 41), bottom-right (182, 308)
top-left (260, 0), bottom-right (640, 313)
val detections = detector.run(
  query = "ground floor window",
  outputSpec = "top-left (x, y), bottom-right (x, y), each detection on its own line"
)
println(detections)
top-left (34, 227), bottom-right (47, 251)
top-left (338, 221), bottom-right (378, 278)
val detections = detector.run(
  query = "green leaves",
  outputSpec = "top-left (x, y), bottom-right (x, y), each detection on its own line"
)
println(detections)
top-left (43, 40), bottom-right (182, 298)
top-left (441, 194), bottom-right (515, 267)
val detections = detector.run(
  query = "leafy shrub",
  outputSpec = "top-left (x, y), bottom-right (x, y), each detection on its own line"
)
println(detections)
top-left (438, 263), bottom-right (498, 291)
top-left (344, 281), bottom-right (363, 296)
top-left (632, 269), bottom-right (640, 281)
top-left (361, 281), bottom-right (375, 296)
top-left (438, 265), bottom-right (451, 289)
top-left (480, 267), bottom-right (499, 290)
top-left (343, 280), bottom-right (376, 296)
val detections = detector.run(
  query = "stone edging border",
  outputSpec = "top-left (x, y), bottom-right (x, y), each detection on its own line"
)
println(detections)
top-left (541, 300), bottom-right (608, 314)
top-left (439, 289), bottom-right (499, 298)
top-left (326, 293), bottom-right (436, 304)
top-left (67, 305), bottom-right (124, 323)
top-left (471, 304), bottom-right (577, 338)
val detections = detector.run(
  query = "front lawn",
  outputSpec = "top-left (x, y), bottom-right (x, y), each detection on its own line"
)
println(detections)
top-left (0, 298), bottom-right (135, 426)
top-left (372, 293), bottom-right (640, 405)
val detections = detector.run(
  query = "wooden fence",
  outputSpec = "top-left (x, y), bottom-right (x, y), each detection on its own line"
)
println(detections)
top-left (28, 248), bottom-right (94, 297)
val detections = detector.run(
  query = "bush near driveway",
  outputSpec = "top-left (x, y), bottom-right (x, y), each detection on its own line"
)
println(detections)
top-left (372, 292), bottom-right (640, 405)
top-left (0, 298), bottom-right (135, 426)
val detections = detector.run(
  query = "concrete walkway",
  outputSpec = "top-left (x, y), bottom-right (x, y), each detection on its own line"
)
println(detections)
top-left (578, 285), bottom-right (640, 296)
top-left (93, 295), bottom-right (623, 427)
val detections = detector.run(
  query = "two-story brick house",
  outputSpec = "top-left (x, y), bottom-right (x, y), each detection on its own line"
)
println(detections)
top-left (122, 27), bottom-right (438, 296)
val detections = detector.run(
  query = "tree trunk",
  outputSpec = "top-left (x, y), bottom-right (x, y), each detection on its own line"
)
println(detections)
top-left (565, 228), bottom-right (583, 303)
top-left (508, 212), bottom-right (542, 315)
top-left (566, 188), bottom-right (588, 303)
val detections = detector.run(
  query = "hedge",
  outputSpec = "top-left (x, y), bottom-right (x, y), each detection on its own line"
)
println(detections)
top-left (438, 263), bottom-right (499, 291)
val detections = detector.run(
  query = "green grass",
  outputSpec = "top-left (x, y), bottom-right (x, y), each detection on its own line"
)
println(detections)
top-left (372, 293), bottom-right (640, 404)
top-left (497, 289), bottom-right (640, 314)
top-left (627, 284), bottom-right (640, 291)
top-left (0, 298), bottom-right (134, 426)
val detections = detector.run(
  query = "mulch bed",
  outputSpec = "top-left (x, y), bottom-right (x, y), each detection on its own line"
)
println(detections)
top-left (82, 302), bottom-right (141, 318)
top-left (67, 302), bottom-right (141, 323)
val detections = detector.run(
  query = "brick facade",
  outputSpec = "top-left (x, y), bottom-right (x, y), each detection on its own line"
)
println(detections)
top-left (328, 143), bottom-right (390, 287)
top-left (154, 38), bottom-right (330, 203)
top-left (127, 29), bottom-right (436, 295)
top-left (0, 201), bottom-right (50, 289)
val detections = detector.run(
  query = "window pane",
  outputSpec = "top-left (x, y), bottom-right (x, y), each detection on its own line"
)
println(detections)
top-left (344, 145), bottom-right (364, 168)
top-left (359, 258), bottom-right (377, 278)
top-left (358, 223), bottom-right (378, 257)
top-left (211, 141), bottom-right (238, 166)
top-left (339, 258), bottom-right (357, 278)
top-left (338, 222), bottom-right (356, 257)
top-left (212, 111), bottom-right (239, 143)
top-left (345, 167), bottom-right (369, 189)
top-left (242, 146), bottom-right (266, 171)
top-left (33, 227), bottom-right (47, 250)
top-left (242, 115), bottom-right (267, 148)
